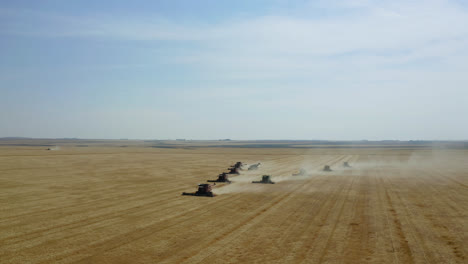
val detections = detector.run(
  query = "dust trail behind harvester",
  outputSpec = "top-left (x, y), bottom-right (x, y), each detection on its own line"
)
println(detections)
top-left (215, 147), bottom-right (468, 195)
top-left (214, 154), bottom-right (345, 195)
top-left (48, 146), bottom-right (61, 151)
top-left (341, 147), bottom-right (468, 178)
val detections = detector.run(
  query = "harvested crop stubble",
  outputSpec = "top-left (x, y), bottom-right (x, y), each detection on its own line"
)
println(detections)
top-left (0, 145), bottom-right (467, 263)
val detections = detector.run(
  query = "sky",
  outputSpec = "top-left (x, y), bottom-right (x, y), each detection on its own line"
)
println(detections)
top-left (1, 0), bottom-right (468, 140)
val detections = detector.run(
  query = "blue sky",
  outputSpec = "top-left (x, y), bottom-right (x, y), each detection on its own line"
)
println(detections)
top-left (1, 0), bottom-right (468, 140)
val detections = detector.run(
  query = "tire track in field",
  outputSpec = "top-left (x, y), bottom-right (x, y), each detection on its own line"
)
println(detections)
top-left (214, 155), bottom-right (346, 262)
top-left (2, 164), bottom-right (235, 240)
top-left (177, 188), bottom-right (304, 263)
top-left (313, 172), bottom-right (359, 263)
top-left (1, 192), bottom-right (188, 250)
top-left (341, 172), bottom-right (371, 263)
top-left (288, 175), bottom-right (353, 263)
top-left (0, 181), bottom-right (194, 230)
top-left (409, 169), bottom-right (467, 262)
top-left (444, 177), bottom-right (468, 188)
top-left (183, 156), bottom-right (339, 263)
top-left (269, 177), bottom-right (332, 246)
top-left (417, 168), bottom-right (468, 224)
top-left (382, 175), bottom-right (431, 264)
top-left (1, 166), bottom-right (240, 250)
top-left (434, 168), bottom-right (468, 191)
top-left (175, 156), bottom-right (341, 264)
top-left (268, 157), bottom-right (344, 248)
top-left (0, 183), bottom-right (182, 224)
top-left (373, 172), bottom-right (399, 264)
top-left (0, 160), bottom-right (232, 223)
top-left (1, 158), bottom-right (260, 240)
top-left (426, 169), bottom-right (468, 208)
top-left (2, 197), bottom-right (194, 254)
top-left (74, 195), bottom-right (286, 263)
top-left (330, 170), bottom-right (367, 263)
top-left (79, 155), bottom-right (332, 264)
top-left (258, 178), bottom-right (345, 264)
top-left (382, 179), bottom-right (415, 264)
top-left (264, 155), bottom-right (353, 263)
top-left (235, 155), bottom-right (346, 263)
top-left (32, 192), bottom-right (249, 264)
top-left (0, 170), bottom-right (163, 206)
top-left (0, 164), bottom-right (198, 217)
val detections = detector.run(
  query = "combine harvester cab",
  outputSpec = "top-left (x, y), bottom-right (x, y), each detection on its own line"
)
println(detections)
top-left (182, 184), bottom-right (215, 197)
top-left (252, 175), bottom-right (275, 184)
top-left (207, 173), bottom-right (231, 183)
top-left (343, 162), bottom-right (352, 168)
top-left (322, 165), bottom-right (332, 172)
top-left (292, 168), bottom-right (307, 176)
top-left (248, 163), bottom-right (261, 171)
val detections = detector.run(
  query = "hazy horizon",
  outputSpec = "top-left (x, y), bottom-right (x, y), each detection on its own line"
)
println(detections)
top-left (1, 137), bottom-right (467, 142)
top-left (1, 0), bottom-right (468, 140)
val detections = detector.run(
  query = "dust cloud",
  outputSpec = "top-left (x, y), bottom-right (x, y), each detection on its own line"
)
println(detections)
top-left (48, 146), bottom-right (61, 151)
top-left (213, 148), bottom-right (467, 195)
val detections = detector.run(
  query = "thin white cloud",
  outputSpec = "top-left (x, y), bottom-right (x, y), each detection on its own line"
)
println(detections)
top-left (2, 1), bottom-right (468, 81)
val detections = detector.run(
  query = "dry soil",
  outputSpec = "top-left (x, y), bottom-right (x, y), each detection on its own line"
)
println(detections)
top-left (0, 144), bottom-right (467, 263)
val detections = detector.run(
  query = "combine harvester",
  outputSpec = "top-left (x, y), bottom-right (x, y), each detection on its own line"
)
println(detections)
top-left (231, 162), bottom-right (243, 169)
top-left (227, 167), bottom-right (240, 175)
top-left (207, 173), bottom-right (231, 183)
top-left (292, 168), bottom-right (307, 176)
top-left (182, 184), bottom-right (215, 197)
top-left (343, 162), bottom-right (352, 168)
top-left (322, 165), bottom-right (332, 172)
top-left (248, 163), bottom-right (261, 171)
top-left (252, 175), bottom-right (275, 184)
top-left (227, 161), bottom-right (244, 174)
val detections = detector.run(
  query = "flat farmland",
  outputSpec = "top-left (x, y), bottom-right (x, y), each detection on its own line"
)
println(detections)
top-left (0, 143), bottom-right (467, 263)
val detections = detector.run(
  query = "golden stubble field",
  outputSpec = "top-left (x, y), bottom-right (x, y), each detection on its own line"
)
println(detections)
top-left (0, 143), bottom-right (467, 263)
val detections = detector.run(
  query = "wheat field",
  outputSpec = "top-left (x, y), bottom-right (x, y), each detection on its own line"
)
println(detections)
top-left (0, 142), bottom-right (467, 263)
